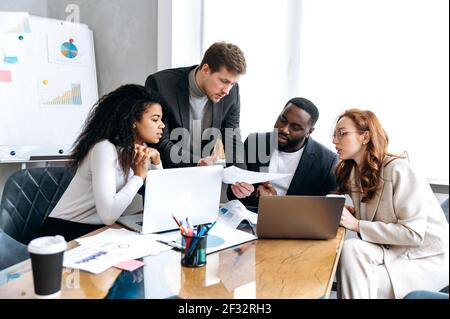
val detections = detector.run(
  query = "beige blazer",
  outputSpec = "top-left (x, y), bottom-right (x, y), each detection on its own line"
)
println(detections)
top-left (348, 157), bottom-right (449, 298)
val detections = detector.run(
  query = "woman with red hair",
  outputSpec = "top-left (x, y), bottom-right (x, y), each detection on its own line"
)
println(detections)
top-left (333, 108), bottom-right (448, 299)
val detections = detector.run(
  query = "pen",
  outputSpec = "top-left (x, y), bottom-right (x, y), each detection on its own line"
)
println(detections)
top-left (185, 218), bottom-right (194, 236)
top-left (200, 221), bottom-right (216, 236)
top-left (179, 220), bottom-right (188, 235)
top-left (171, 214), bottom-right (181, 227)
top-left (185, 221), bottom-right (217, 257)
top-left (156, 239), bottom-right (183, 251)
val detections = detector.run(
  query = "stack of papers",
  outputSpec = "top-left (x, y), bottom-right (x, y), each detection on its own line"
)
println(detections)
top-left (63, 228), bottom-right (172, 274)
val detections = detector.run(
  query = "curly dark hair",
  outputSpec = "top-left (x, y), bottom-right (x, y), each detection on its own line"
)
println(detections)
top-left (334, 109), bottom-right (403, 202)
top-left (70, 84), bottom-right (165, 178)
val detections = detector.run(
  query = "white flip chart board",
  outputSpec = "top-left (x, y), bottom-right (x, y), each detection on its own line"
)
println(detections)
top-left (0, 12), bottom-right (98, 161)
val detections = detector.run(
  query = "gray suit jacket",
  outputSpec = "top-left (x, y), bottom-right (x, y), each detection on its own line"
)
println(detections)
top-left (145, 65), bottom-right (244, 168)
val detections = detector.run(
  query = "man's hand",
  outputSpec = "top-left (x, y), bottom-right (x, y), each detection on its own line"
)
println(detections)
top-left (197, 156), bottom-right (217, 166)
top-left (231, 182), bottom-right (255, 199)
top-left (256, 182), bottom-right (277, 197)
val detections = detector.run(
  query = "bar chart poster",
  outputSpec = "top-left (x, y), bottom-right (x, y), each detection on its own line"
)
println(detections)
top-left (39, 79), bottom-right (83, 107)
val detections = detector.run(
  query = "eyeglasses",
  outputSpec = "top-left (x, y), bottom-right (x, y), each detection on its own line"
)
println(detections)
top-left (332, 130), bottom-right (364, 141)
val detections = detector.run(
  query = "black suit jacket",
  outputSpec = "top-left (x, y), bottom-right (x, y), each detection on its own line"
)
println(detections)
top-left (145, 65), bottom-right (244, 168)
top-left (227, 132), bottom-right (338, 207)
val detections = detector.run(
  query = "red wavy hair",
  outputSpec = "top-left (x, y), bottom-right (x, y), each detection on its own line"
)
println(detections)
top-left (334, 109), bottom-right (403, 202)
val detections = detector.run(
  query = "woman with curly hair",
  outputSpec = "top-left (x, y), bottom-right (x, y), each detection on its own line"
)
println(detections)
top-left (39, 84), bottom-right (165, 241)
top-left (333, 109), bottom-right (448, 299)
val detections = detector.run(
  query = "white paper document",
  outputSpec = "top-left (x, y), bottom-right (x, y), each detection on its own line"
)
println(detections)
top-left (222, 165), bottom-right (292, 184)
top-left (74, 228), bottom-right (154, 246)
top-left (218, 200), bottom-right (258, 229)
top-left (64, 228), bottom-right (172, 274)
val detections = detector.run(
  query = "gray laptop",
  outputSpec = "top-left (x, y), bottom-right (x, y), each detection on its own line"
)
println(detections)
top-left (118, 165), bottom-right (223, 234)
top-left (256, 195), bottom-right (345, 239)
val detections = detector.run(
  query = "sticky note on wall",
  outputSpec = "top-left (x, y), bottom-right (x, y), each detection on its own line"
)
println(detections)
top-left (4, 56), bottom-right (18, 63)
top-left (0, 70), bottom-right (12, 82)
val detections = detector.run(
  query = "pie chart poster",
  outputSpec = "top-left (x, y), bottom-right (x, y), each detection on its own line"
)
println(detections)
top-left (47, 30), bottom-right (92, 66)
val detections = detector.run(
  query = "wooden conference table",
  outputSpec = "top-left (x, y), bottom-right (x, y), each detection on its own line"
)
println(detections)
top-left (0, 225), bottom-right (345, 299)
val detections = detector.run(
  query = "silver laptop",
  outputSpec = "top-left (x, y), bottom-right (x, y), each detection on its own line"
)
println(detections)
top-left (256, 195), bottom-right (345, 239)
top-left (118, 165), bottom-right (223, 234)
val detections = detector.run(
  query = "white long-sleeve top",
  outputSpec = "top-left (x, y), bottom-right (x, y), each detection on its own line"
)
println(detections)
top-left (49, 140), bottom-right (162, 225)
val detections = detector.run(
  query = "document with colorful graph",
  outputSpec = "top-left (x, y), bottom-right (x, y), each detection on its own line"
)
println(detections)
top-left (47, 29), bottom-right (92, 66)
top-left (38, 78), bottom-right (83, 107)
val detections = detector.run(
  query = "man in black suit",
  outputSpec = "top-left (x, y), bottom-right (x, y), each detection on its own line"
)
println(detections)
top-left (227, 97), bottom-right (337, 207)
top-left (145, 42), bottom-right (247, 168)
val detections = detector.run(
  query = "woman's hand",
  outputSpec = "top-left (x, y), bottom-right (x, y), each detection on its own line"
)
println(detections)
top-left (345, 204), bottom-right (355, 215)
top-left (147, 147), bottom-right (161, 166)
top-left (340, 206), bottom-right (360, 232)
top-left (133, 144), bottom-right (160, 180)
top-left (256, 182), bottom-right (277, 197)
top-left (231, 182), bottom-right (255, 199)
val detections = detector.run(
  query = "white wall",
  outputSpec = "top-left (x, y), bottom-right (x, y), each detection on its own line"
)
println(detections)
top-left (171, 0), bottom-right (203, 68)
top-left (201, 0), bottom-right (302, 139)
top-left (298, 0), bottom-right (449, 182)
top-left (156, 0), bottom-right (203, 70)
top-left (0, 0), bottom-right (48, 17)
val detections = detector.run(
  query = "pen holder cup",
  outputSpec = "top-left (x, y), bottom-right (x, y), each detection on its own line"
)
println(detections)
top-left (181, 234), bottom-right (207, 267)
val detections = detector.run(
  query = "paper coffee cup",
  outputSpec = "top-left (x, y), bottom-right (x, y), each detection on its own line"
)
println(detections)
top-left (28, 235), bottom-right (67, 299)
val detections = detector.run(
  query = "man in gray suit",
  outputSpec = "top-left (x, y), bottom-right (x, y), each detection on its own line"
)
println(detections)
top-left (145, 42), bottom-right (247, 168)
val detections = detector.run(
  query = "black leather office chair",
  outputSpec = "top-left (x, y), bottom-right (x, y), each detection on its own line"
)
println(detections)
top-left (0, 228), bottom-right (29, 271)
top-left (0, 167), bottom-right (75, 245)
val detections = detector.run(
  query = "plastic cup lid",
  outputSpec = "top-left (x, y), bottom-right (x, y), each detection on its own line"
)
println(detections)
top-left (28, 235), bottom-right (67, 255)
